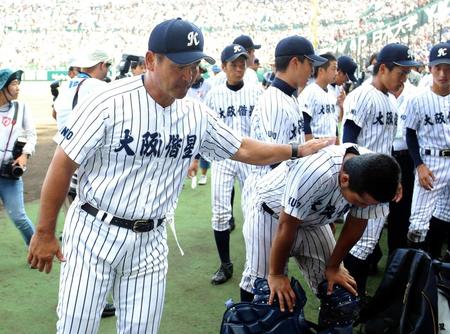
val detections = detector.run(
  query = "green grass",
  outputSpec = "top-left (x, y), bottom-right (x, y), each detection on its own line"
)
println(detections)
top-left (0, 178), bottom-right (388, 334)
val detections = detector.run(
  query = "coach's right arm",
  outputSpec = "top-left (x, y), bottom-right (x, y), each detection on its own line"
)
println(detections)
top-left (28, 147), bottom-right (78, 273)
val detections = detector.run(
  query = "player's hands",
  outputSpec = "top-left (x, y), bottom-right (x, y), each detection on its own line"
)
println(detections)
top-left (28, 231), bottom-right (65, 273)
top-left (298, 137), bottom-right (334, 157)
top-left (187, 159), bottom-right (199, 178)
top-left (337, 89), bottom-right (346, 111)
top-left (268, 274), bottom-right (296, 312)
top-left (325, 265), bottom-right (357, 296)
top-left (417, 164), bottom-right (435, 190)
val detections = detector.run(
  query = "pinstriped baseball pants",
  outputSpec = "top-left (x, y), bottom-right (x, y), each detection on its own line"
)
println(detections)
top-left (57, 201), bottom-right (168, 334)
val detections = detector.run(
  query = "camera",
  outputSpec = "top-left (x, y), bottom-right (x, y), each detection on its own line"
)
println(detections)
top-left (115, 54), bottom-right (141, 80)
top-left (0, 138), bottom-right (27, 179)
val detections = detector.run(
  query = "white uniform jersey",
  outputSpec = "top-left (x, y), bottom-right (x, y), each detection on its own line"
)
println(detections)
top-left (343, 83), bottom-right (398, 154)
top-left (0, 101), bottom-right (36, 161)
top-left (186, 78), bottom-right (212, 102)
top-left (53, 74), bottom-right (107, 131)
top-left (391, 81), bottom-right (421, 151)
top-left (212, 69), bottom-right (260, 87)
top-left (205, 82), bottom-right (263, 230)
top-left (240, 144), bottom-right (388, 293)
top-left (300, 82), bottom-right (338, 138)
top-left (54, 75), bottom-right (242, 220)
top-left (404, 87), bottom-right (450, 150)
top-left (205, 83), bottom-right (263, 137)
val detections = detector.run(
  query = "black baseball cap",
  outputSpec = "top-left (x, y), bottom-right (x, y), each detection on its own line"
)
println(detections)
top-left (221, 44), bottom-right (249, 63)
top-left (429, 42), bottom-right (450, 66)
top-left (233, 35), bottom-right (261, 50)
top-left (377, 43), bottom-right (421, 67)
top-left (148, 18), bottom-right (215, 65)
top-left (275, 36), bottom-right (327, 66)
top-left (337, 56), bottom-right (357, 82)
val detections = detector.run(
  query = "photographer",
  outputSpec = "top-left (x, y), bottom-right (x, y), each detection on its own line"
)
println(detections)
top-left (0, 68), bottom-right (36, 246)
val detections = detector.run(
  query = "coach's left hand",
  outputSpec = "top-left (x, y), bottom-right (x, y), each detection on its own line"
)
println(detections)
top-left (28, 231), bottom-right (65, 273)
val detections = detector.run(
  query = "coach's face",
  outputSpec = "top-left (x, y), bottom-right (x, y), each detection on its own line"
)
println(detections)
top-left (223, 57), bottom-right (247, 85)
top-left (382, 65), bottom-right (410, 93)
top-left (147, 52), bottom-right (199, 100)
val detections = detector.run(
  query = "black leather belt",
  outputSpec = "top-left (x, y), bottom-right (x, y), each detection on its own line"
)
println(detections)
top-left (261, 202), bottom-right (279, 219)
top-left (423, 149), bottom-right (450, 157)
top-left (81, 203), bottom-right (164, 233)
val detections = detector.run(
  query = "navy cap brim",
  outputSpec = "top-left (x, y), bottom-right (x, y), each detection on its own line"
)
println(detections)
top-left (429, 59), bottom-right (450, 66)
top-left (393, 60), bottom-right (422, 67)
top-left (165, 51), bottom-right (215, 65)
top-left (305, 54), bottom-right (328, 67)
top-left (223, 52), bottom-right (249, 63)
top-left (252, 44), bottom-right (261, 49)
top-left (347, 72), bottom-right (357, 83)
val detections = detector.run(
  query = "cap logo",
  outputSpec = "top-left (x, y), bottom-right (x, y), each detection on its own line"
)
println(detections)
top-left (407, 49), bottom-right (414, 60)
top-left (234, 45), bottom-right (242, 53)
top-left (437, 48), bottom-right (448, 57)
top-left (187, 31), bottom-right (199, 47)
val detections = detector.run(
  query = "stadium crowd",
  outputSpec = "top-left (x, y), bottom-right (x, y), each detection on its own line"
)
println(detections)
top-left (0, 0), bottom-right (447, 71)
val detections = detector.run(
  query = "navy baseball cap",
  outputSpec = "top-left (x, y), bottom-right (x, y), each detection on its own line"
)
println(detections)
top-left (148, 18), bottom-right (215, 65)
top-left (377, 43), bottom-right (421, 66)
top-left (275, 36), bottom-right (327, 66)
top-left (0, 68), bottom-right (23, 91)
top-left (429, 42), bottom-right (450, 66)
top-left (337, 56), bottom-right (358, 82)
top-left (233, 35), bottom-right (261, 50)
top-left (221, 44), bottom-right (249, 63)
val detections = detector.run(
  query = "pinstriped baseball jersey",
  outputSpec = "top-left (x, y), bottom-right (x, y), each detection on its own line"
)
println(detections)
top-left (300, 82), bottom-right (338, 138)
top-left (391, 81), bottom-right (420, 151)
top-left (251, 85), bottom-right (305, 145)
top-left (343, 83), bottom-right (398, 154)
top-left (240, 144), bottom-right (388, 293)
top-left (405, 87), bottom-right (450, 240)
top-left (54, 75), bottom-right (242, 220)
top-left (404, 87), bottom-right (450, 150)
top-left (205, 82), bottom-right (263, 137)
top-left (205, 82), bottom-right (263, 230)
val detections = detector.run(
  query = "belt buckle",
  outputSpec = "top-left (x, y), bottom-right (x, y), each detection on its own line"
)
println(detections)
top-left (442, 150), bottom-right (450, 157)
top-left (132, 219), bottom-right (153, 232)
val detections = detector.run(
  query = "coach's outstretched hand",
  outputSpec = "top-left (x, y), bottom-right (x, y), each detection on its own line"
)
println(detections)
top-left (298, 137), bottom-right (335, 158)
top-left (268, 274), bottom-right (296, 312)
top-left (28, 231), bottom-right (65, 273)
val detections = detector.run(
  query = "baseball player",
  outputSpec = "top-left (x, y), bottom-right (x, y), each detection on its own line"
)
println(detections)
top-left (240, 144), bottom-right (401, 311)
top-left (405, 42), bottom-right (450, 258)
top-left (300, 53), bottom-right (339, 142)
top-left (204, 44), bottom-right (263, 285)
top-left (342, 43), bottom-right (421, 295)
top-left (386, 80), bottom-right (420, 254)
top-left (212, 35), bottom-right (261, 87)
top-left (53, 48), bottom-right (116, 318)
top-left (328, 55), bottom-right (358, 124)
top-left (28, 18), bottom-right (330, 334)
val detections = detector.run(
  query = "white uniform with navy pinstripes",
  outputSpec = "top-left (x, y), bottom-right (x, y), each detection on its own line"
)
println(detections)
top-left (344, 83), bottom-right (397, 260)
top-left (205, 82), bottom-right (263, 231)
top-left (300, 82), bottom-right (338, 138)
top-left (240, 144), bottom-right (387, 294)
top-left (54, 75), bottom-right (242, 334)
top-left (242, 84), bottom-right (305, 218)
top-left (405, 87), bottom-right (450, 241)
